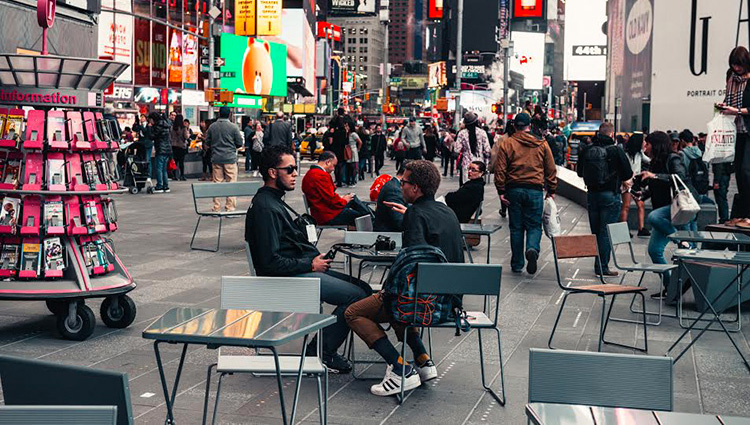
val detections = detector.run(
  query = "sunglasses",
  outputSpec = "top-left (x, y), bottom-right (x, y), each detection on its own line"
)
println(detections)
top-left (274, 165), bottom-right (298, 174)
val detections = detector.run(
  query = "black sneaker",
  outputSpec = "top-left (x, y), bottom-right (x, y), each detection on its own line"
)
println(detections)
top-left (651, 289), bottom-right (667, 300)
top-left (525, 249), bottom-right (539, 275)
top-left (637, 228), bottom-right (651, 237)
top-left (163, 187), bottom-right (171, 193)
top-left (322, 352), bottom-right (352, 374)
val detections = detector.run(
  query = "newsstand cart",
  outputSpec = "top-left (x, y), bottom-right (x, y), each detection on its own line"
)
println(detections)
top-left (0, 53), bottom-right (136, 340)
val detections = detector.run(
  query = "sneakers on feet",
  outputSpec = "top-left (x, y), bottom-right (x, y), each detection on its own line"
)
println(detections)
top-left (163, 187), bottom-right (171, 193)
top-left (370, 365), bottom-right (421, 396)
top-left (416, 359), bottom-right (437, 382)
top-left (637, 228), bottom-right (651, 237)
top-left (153, 188), bottom-right (164, 193)
top-left (322, 352), bottom-right (352, 374)
top-left (596, 270), bottom-right (619, 277)
top-left (525, 249), bottom-right (539, 274)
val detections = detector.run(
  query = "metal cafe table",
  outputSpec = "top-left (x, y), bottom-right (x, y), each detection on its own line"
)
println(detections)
top-left (142, 307), bottom-right (336, 425)
top-left (339, 245), bottom-right (399, 284)
top-left (665, 249), bottom-right (750, 372)
top-left (668, 231), bottom-right (750, 249)
top-left (525, 402), bottom-right (750, 424)
top-left (460, 222), bottom-right (503, 264)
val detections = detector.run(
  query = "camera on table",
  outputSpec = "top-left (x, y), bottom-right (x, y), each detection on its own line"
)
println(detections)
top-left (374, 235), bottom-right (396, 251)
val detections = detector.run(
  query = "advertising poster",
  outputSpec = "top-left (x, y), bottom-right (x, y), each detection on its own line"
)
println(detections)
top-left (330, 0), bottom-right (375, 15)
top-left (98, 0), bottom-right (133, 83)
top-left (651, 0), bottom-right (747, 132)
top-left (510, 31), bottom-right (545, 90)
top-left (257, 0), bottom-right (282, 36)
top-left (563, 0), bottom-right (607, 81)
top-left (512, 0), bottom-right (543, 19)
top-left (235, 0), bottom-right (256, 36)
top-left (428, 0), bottom-right (443, 19)
top-left (168, 28), bottom-right (183, 88)
top-left (428, 62), bottom-right (447, 87)
top-left (151, 22), bottom-right (168, 87)
top-left (618, 0), bottom-right (652, 131)
top-left (219, 33), bottom-right (287, 97)
top-left (183, 33), bottom-right (199, 88)
top-left (134, 18), bottom-right (151, 86)
top-left (275, 9), bottom-right (316, 95)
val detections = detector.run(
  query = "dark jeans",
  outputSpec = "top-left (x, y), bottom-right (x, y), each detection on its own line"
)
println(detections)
top-left (155, 154), bottom-right (170, 189)
top-left (173, 147), bottom-right (187, 179)
top-left (714, 173), bottom-right (731, 222)
top-left (358, 157), bottom-right (369, 179)
top-left (245, 147), bottom-right (252, 171)
top-left (441, 147), bottom-right (454, 176)
top-left (394, 151), bottom-right (405, 172)
top-left (296, 270), bottom-right (370, 354)
top-left (346, 162), bottom-right (357, 185)
top-left (374, 154), bottom-right (385, 174)
top-left (335, 161), bottom-right (345, 186)
top-left (507, 187), bottom-right (544, 271)
top-left (586, 191), bottom-right (622, 274)
top-left (143, 145), bottom-right (152, 176)
top-left (327, 197), bottom-right (374, 226)
top-left (406, 147), bottom-right (423, 160)
top-left (202, 149), bottom-right (212, 174)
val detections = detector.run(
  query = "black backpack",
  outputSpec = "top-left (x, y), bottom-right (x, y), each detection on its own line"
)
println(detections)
top-left (688, 157), bottom-right (710, 195)
top-left (582, 145), bottom-right (616, 189)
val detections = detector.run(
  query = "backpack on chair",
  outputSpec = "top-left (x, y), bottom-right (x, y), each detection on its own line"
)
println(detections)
top-left (382, 245), bottom-right (470, 335)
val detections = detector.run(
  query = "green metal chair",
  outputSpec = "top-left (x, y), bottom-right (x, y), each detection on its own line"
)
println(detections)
top-left (549, 234), bottom-right (649, 352)
top-left (607, 222), bottom-right (677, 325)
top-left (528, 348), bottom-right (673, 411)
top-left (190, 181), bottom-right (261, 252)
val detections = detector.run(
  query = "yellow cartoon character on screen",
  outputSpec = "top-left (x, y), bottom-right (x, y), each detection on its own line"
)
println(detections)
top-left (242, 38), bottom-right (274, 95)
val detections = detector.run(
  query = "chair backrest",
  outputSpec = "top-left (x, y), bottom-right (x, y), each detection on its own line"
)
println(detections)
top-left (355, 215), bottom-right (373, 231)
top-left (0, 405), bottom-right (118, 424)
top-left (0, 355), bottom-right (133, 425)
top-left (221, 276), bottom-right (320, 314)
top-left (528, 348), bottom-right (673, 411)
top-left (192, 181), bottom-right (261, 199)
top-left (607, 222), bottom-right (632, 246)
top-left (551, 235), bottom-right (603, 289)
top-left (302, 193), bottom-right (311, 214)
top-left (472, 200), bottom-right (483, 222)
top-left (244, 242), bottom-right (257, 276)
top-left (416, 263), bottom-right (502, 296)
top-left (344, 231), bottom-right (403, 249)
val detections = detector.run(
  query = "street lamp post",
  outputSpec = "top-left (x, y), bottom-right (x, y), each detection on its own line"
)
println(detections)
top-left (380, 1), bottom-right (389, 128)
top-left (326, 27), bottom-right (334, 118)
top-left (454, 0), bottom-right (464, 129)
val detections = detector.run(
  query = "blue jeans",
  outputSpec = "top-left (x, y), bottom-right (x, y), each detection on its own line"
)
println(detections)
top-left (296, 270), bottom-right (370, 353)
top-left (507, 188), bottom-right (544, 271)
top-left (155, 154), bottom-right (170, 189)
top-left (142, 145), bottom-right (152, 175)
top-left (647, 205), bottom-right (694, 295)
top-left (587, 191), bottom-right (622, 273)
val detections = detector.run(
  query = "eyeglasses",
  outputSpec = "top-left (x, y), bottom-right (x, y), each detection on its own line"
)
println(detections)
top-left (400, 179), bottom-right (413, 186)
top-left (274, 165), bottom-right (298, 174)
top-left (468, 168), bottom-right (482, 173)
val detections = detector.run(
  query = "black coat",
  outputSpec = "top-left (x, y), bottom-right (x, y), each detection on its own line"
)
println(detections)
top-left (445, 178), bottom-right (485, 223)
top-left (374, 177), bottom-right (404, 232)
top-left (152, 118), bottom-right (172, 156)
top-left (576, 134), bottom-right (633, 193)
top-left (372, 133), bottom-right (387, 156)
top-left (133, 122), bottom-right (154, 149)
top-left (403, 195), bottom-right (464, 263)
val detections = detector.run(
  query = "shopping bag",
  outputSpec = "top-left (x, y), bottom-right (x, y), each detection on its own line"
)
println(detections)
top-left (167, 159), bottom-right (177, 172)
top-left (704, 112), bottom-right (736, 164)
top-left (543, 196), bottom-right (562, 239)
top-left (670, 175), bottom-right (701, 225)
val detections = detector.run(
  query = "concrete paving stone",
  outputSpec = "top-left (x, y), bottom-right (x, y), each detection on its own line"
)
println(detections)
top-left (462, 375), bottom-right (529, 425)
top-left (699, 375), bottom-right (750, 416)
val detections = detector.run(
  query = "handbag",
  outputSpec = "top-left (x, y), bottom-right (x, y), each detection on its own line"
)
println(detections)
top-left (344, 144), bottom-right (353, 161)
top-left (670, 174), bottom-right (701, 225)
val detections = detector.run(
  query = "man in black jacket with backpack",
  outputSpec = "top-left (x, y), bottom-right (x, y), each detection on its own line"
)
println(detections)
top-left (577, 122), bottom-right (633, 276)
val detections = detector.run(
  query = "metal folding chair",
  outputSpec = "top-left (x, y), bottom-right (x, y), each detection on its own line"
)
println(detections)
top-left (607, 222), bottom-right (677, 325)
top-left (355, 215), bottom-right (373, 231)
top-left (395, 263), bottom-right (506, 405)
top-left (549, 234), bottom-right (649, 352)
top-left (302, 194), bottom-right (347, 245)
top-left (202, 276), bottom-right (328, 425)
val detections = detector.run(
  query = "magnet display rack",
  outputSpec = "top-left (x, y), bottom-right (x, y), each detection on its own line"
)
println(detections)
top-left (0, 54), bottom-right (135, 340)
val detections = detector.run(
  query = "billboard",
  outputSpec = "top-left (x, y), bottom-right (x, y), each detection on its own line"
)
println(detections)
top-left (563, 0), bottom-right (607, 81)
top-left (276, 9), bottom-right (316, 95)
top-left (98, 0), bottom-right (133, 83)
top-left (650, 0), bottom-right (744, 132)
top-left (428, 0), bottom-right (443, 19)
top-left (429, 62), bottom-right (447, 87)
top-left (317, 22), bottom-right (342, 41)
top-left (512, 0), bottom-right (544, 19)
top-left (151, 22), bottom-right (168, 87)
top-left (133, 18), bottom-right (150, 86)
top-left (257, 0), bottom-right (282, 36)
top-left (235, 0), bottom-right (256, 36)
top-left (620, 0), bottom-right (652, 131)
top-left (330, 0), bottom-right (375, 15)
top-left (168, 28), bottom-right (183, 88)
top-left (219, 33), bottom-right (287, 97)
top-left (183, 33), bottom-right (199, 88)
top-left (510, 31), bottom-right (545, 90)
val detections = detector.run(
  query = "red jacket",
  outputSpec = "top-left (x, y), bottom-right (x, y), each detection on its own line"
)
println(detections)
top-left (302, 166), bottom-right (348, 224)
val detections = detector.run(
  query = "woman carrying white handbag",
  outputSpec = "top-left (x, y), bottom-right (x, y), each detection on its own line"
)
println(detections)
top-left (640, 132), bottom-right (702, 300)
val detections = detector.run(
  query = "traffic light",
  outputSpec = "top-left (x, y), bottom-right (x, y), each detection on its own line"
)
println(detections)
top-left (491, 103), bottom-right (502, 115)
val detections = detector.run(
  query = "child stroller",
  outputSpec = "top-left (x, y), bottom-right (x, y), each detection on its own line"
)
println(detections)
top-left (119, 141), bottom-right (154, 194)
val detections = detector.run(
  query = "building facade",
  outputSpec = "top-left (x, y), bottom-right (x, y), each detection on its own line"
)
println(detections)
top-left (328, 15), bottom-right (386, 93)
top-left (388, 0), bottom-right (426, 64)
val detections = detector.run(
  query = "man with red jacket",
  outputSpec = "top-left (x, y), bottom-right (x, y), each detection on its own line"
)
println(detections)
top-left (302, 151), bottom-right (373, 225)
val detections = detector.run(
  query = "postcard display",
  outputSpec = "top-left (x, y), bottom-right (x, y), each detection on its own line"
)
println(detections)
top-left (0, 105), bottom-right (136, 341)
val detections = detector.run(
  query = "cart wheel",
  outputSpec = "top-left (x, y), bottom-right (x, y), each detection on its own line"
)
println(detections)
top-left (100, 295), bottom-right (136, 328)
top-left (129, 187), bottom-right (139, 194)
top-left (146, 187), bottom-right (154, 194)
top-left (46, 299), bottom-right (79, 315)
top-left (57, 303), bottom-right (96, 341)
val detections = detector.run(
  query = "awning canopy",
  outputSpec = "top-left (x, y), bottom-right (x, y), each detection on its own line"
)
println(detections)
top-left (0, 54), bottom-right (129, 92)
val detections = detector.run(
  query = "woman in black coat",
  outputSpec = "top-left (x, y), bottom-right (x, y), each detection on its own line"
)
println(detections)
top-left (445, 160), bottom-right (486, 223)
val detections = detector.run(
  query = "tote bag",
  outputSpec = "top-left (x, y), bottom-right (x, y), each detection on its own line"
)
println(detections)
top-left (670, 174), bottom-right (701, 225)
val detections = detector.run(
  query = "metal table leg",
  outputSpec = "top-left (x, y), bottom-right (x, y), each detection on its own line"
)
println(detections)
top-left (269, 347), bottom-right (288, 425)
top-left (463, 235), bottom-right (474, 263)
top-left (153, 341), bottom-right (189, 425)
top-left (269, 334), bottom-right (310, 425)
top-left (486, 234), bottom-right (491, 265)
top-left (289, 334), bottom-right (309, 424)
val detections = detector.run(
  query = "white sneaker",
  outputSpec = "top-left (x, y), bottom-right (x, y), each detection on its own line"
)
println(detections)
top-left (417, 359), bottom-right (438, 382)
top-left (370, 365), bottom-right (421, 396)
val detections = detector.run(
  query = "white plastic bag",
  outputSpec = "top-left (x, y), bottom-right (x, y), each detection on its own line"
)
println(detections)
top-left (670, 175), bottom-right (701, 225)
top-left (543, 196), bottom-right (561, 239)
top-left (703, 112), bottom-right (736, 164)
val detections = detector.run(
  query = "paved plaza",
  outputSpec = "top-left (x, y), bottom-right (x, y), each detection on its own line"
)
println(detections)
top-left (0, 159), bottom-right (748, 424)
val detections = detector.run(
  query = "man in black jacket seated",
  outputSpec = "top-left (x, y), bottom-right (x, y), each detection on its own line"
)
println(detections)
top-left (445, 160), bottom-right (486, 223)
top-left (345, 160), bottom-right (464, 397)
top-left (245, 145), bottom-right (370, 373)
top-left (373, 166), bottom-right (405, 232)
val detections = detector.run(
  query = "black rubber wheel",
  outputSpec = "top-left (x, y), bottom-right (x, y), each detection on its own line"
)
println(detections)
top-left (100, 295), bottom-right (137, 328)
top-left (129, 187), bottom-right (139, 194)
top-left (56, 303), bottom-right (96, 341)
top-left (46, 299), bottom-right (68, 315)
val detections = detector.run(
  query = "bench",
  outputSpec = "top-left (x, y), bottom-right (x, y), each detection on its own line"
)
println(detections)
top-left (190, 182), bottom-right (261, 252)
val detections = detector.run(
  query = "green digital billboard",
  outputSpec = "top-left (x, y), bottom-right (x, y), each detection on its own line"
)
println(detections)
top-left (219, 33), bottom-right (287, 97)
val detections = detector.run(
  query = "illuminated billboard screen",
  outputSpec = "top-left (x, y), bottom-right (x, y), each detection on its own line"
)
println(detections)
top-left (219, 33), bottom-right (288, 97)
top-left (512, 0), bottom-right (544, 19)
top-left (428, 0), bottom-right (443, 19)
top-left (330, 0), bottom-right (375, 15)
top-left (277, 9), bottom-right (316, 95)
top-left (510, 31), bottom-right (545, 90)
top-left (563, 0), bottom-right (607, 81)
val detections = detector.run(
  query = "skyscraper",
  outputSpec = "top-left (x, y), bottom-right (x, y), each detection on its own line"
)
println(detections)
top-left (388, 0), bottom-right (427, 64)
